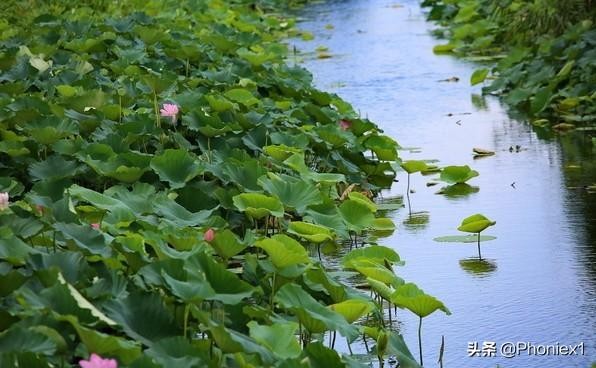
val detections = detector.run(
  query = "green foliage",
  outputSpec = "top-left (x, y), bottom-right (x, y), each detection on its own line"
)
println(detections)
top-left (0, 0), bottom-right (429, 367)
top-left (422, 0), bottom-right (596, 125)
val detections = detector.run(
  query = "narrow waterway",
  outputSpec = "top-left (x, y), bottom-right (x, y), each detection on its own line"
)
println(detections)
top-left (293, 1), bottom-right (596, 367)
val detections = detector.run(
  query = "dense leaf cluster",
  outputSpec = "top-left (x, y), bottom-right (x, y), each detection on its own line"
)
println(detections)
top-left (422, 0), bottom-right (596, 125)
top-left (0, 1), bottom-right (447, 367)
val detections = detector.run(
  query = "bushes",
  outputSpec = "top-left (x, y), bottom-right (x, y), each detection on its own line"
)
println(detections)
top-left (423, 0), bottom-right (596, 124)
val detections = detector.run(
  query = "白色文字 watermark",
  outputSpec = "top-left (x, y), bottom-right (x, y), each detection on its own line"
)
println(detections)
top-left (467, 341), bottom-right (585, 358)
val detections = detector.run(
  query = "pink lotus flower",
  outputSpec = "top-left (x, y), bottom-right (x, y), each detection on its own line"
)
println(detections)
top-left (79, 353), bottom-right (118, 368)
top-left (160, 103), bottom-right (179, 124)
top-left (91, 223), bottom-right (100, 230)
top-left (0, 192), bottom-right (9, 211)
top-left (339, 119), bottom-right (351, 131)
top-left (204, 228), bottom-right (215, 242)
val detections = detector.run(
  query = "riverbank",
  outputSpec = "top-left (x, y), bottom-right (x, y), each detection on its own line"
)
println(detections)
top-left (421, 0), bottom-right (596, 128)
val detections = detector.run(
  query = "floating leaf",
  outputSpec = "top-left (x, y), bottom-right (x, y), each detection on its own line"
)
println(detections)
top-left (439, 165), bottom-right (479, 184)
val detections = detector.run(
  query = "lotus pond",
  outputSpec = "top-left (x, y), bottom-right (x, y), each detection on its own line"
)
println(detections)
top-left (293, 0), bottom-right (595, 367)
top-left (0, 0), bottom-right (594, 367)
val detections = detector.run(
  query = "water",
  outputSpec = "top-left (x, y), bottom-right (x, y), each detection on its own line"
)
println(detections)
top-left (292, 1), bottom-right (596, 367)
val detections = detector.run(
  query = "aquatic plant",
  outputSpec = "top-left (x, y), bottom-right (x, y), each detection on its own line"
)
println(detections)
top-left (457, 214), bottom-right (496, 260)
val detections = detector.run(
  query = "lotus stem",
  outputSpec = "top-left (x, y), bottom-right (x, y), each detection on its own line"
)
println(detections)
top-left (418, 316), bottom-right (423, 366)
top-left (153, 90), bottom-right (160, 128)
top-left (477, 232), bottom-right (482, 260)
top-left (406, 173), bottom-right (412, 215)
top-left (183, 304), bottom-right (190, 339)
top-left (317, 243), bottom-right (321, 261)
top-left (207, 137), bottom-right (212, 163)
top-left (269, 272), bottom-right (276, 311)
top-left (331, 330), bottom-right (336, 349)
top-left (347, 339), bottom-right (353, 355)
top-left (362, 334), bottom-right (369, 353)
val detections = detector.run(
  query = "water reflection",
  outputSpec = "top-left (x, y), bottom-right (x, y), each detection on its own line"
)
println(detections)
top-left (402, 211), bottom-right (430, 232)
top-left (435, 183), bottom-right (479, 197)
top-left (459, 257), bottom-right (498, 277)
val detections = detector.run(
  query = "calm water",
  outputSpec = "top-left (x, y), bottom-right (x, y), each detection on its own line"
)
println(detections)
top-left (293, 0), bottom-right (596, 367)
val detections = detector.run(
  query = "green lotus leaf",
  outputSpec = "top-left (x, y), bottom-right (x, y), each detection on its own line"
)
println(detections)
top-left (339, 199), bottom-right (375, 232)
top-left (247, 321), bottom-right (301, 359)
top-left (347, 192), bottom-right (377, 212)
top-left (263, 144), bottom-right (303, 161)
top-left (140, 71), bottom-right (176, 93)
top-left (400, 160), bottom-right (428, 174)
top-left (387, 333), bottom-right (423, 368)
top-left (209, 228), bottom-right (247, 259)
top-left (372, 217), bottom-right (396, 231)
top-left (103, 291), bottom-right (181, 346)
top-left (439, 165), bottom-right (479, 184)
top-left (329, 299), bottom-right (375, 324)
top-left (391, 283), bottom-right (424, 300)
top-left (190, 252), bottom-right (256, 304)
top-left (303, 342), bottom-right (344, 367)
top-left (470, 68), bottom-right (489, 86)
top-left (342, 245), bottom-right (404, 268)
top-left (150, 149), bottom-right (204, 189)
top-left (0, 326), bottom-right (57, 355)
top-left (256, 234), bottom-right (309, 268)
top-left (365, 135), bottom-right (399, 161)
top-left (224, 88), bottom-right (259, 107)
top-left (365, 277), bottom-right (394, 301)
top-left (219, 159), bottom-right (268, 192)
top-left (258, 173), bottom-right (323, 213)
top-left (434, 235), bottom-right (497, 243)
top-left (62, 316), bottom-right (141, 365)
top-left (303, 267), bottom-right (348, 303)
top-left (53, 223), bottom-right (114, 258)
top-left (287, 221), bottom-right (334, 243)
top-left (208, 324), bottom-right (275, 364)
top-left (457, 214), bottom-right (496, 233)
top-left (25, 117), bottom-right (78, 145)
top-left (144, 336), bottom-right (209, 367)
top-left (392, 293), bottom-right (451, 318)
top-left (350, 259), bottom-right (404, 288)
top-left (274, 283), bottom-right (358, 339)
top-left (232, 193), bottom-right (284, 219)
top-left (304, 201), bottom-right (349, 238)
top-left (206, 94), bottom-right (235, 112)
top-left (237, 48), bottom-right (274, 66)
top-left (308, 172), bottom-right (346, 183)
top-left (29, 155), bottom-right (80, 181)
top-left (0, 228), bottom-right (38, 265)
top-left (161, 272), bottom-right (215, 303)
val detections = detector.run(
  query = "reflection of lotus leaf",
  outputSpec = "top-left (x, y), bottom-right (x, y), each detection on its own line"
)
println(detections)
top-left (436, 183), bottom-right (479, 197)
top-left (459, 258), bottom-right (498, 276)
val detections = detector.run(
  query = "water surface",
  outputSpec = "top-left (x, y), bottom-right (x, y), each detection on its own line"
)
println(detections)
top-left (293, 1), bottom-right (596, 367)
